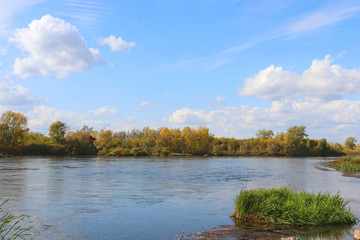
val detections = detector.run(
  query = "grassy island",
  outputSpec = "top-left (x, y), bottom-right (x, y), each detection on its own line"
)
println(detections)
top-left (328, 156), bottom-right (360, 172)
top-left (232, 188), bottom-right (357, 226)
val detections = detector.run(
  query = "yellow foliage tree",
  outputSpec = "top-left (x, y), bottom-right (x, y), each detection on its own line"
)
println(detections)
top-left (0, 111), bottom-right (28, 146)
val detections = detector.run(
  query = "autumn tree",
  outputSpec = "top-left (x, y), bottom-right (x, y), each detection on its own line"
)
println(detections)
top-left (344, 136), bottom-right (357, 150)
top-left (94, 129), bottom-right (114, 155)
top-left (141, 126), bottom-right (158, 154)
top-left (0, 111), bottom-right (28, 146)
top-left (49, 121), bottom-right (69, 144)
top-left (197, 126), bottom-right (213, 155)
top-left (170, 129), bottom-right (183, 153)
top-left (256, 129), bottom-right (274, 139)
top-left (66, 125), bottom-right (97, 155)
top-left (158, 127), bottom-right (171, 148)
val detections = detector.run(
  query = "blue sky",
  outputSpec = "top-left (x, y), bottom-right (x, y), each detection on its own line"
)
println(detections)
top-left (1, 0), bottom-right (360, 143)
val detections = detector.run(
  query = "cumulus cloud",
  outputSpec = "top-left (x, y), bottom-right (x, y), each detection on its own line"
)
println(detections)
top-left (91, 106), bottom-right (117, 116)
top-left (0, 77), bottom-right (45, 106)
top-left (167, 99), bottom-right (360, 142)
top-left (240, 55), bottom-right (360, 100)
top-left (10, 14), bottom-right (101, 79)
top-left (26, 105), bottom-right (111, 133)
top-left (99, 35), bottom-right (135, 52)
top-left (169, 108), bottom-right (211, 125)
top-left (27, 106), bottom-right (86, 129)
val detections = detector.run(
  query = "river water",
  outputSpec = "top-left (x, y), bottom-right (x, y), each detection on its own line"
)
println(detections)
top-left (0, 156), bottom-right (359, 240)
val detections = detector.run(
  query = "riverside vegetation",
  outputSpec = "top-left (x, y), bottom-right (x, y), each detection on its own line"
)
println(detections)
top-left (0, 198), bottom-right (46, 239)
top-left (0, 110), bottom-right (350, 157)
top-left (328, 156), bottom-right (360, 172)
top-left (232, 188), bottom-right (357, 226)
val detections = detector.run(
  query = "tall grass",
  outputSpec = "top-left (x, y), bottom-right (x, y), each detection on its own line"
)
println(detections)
top-left (233, 188), bottom-right (357, 226)
top-left (0, 199), bottom-right (39, 240)
top-left (328, 156), bottom-right (360, 172)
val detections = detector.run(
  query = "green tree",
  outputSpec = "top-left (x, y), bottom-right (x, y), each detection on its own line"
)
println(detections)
top-left (344, 136), bottom-right (357, 150)
top-left (285, 126), bottom-right (308, 155)
top-left (141, 126), bottom-right (158, 154)
top-left (0, 111), bottom-right (28, 146)
top-left (318, 138), bottom-right (328, 155)
top-left (256, 129), bottom-right (274, 139)
top-left (49, 121), bottom-right (69, 144)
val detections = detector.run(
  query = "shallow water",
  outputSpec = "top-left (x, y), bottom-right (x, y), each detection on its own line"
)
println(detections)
top-left (0, 156), bottom-right (359, 240)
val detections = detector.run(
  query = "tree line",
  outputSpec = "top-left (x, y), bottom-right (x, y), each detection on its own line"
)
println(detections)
top-left (0, 110), bottom-right (353, 157)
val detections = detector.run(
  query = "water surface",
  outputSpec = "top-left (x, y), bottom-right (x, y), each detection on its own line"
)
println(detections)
top-left (0, 156), bottom-right (359, 239)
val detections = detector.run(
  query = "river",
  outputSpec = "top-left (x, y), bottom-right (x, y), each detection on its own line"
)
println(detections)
top-left (0, 156), bottom-right (359, 239)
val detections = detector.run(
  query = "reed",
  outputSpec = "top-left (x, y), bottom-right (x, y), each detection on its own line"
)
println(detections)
top-left (232, 187), bottom-right (357, 226)
top-left (0, 199), bottom-right (38, 240)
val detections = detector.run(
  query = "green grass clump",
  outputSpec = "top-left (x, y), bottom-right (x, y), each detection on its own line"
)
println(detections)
top-left (232, 187), bottom-right (357, 226)
top-left (328, 156), bottom-right (360, 172)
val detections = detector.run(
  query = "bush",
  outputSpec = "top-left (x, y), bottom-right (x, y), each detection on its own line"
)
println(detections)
top-left (20, 144), bottom-right (67, 156)
top-left (129, 147), bottom-right (148, 156)
top-left (232, 187), bottom-right (357, 226)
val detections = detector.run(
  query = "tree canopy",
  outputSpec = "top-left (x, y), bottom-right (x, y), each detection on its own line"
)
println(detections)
top-left (0, 111), bottom-right (350, 157)
top-left (49, 121), bottom-right (69, 144)
top-left (0, 111), bottom-right (28, 146)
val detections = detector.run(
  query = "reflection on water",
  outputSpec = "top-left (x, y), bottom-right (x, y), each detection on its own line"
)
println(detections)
top-left (0, 156), bottom-right (359, 240)
top-left (232, 219), bottom-right (356, 240)
top-left (188, 222), bottom-right (355, 240)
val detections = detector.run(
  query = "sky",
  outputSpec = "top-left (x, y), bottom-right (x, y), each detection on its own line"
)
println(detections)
top-left (0, 0), bottom-right (360, 143)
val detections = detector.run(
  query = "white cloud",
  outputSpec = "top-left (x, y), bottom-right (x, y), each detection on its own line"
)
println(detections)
top-left (91, 106), bottom-right (117, 116)
top-left (26, 106), bottom-right (110, 133)
top-left (285, 2), bottom-right (360, 37)
top-left (167, 99), bottom-right (360, 142)
top-left (136, 101), bottom-right (152, 111)
top-left (99, 35), bottom-right (135, 52)
top-left (0, 0), bottom-right (45, 37)
top-left (56, 0), bottom-right (111, 30)
top-left (216, 96), bottom-right (225, 103)
top-left (212, 2), bottom-right (360, 57)
top-left (109, 117), bottom-right (139, 132)
top-left (240, 55), bottom-right (360, 100)
top-left (169, 108), bottom-right (211, 125)
top-left (0, 76), bottom-right (45, 106)
top-left (211, 96), bottom-right (227, 109)
top-left (10, 14), bottom-right (101, 79)
top-left (27, 106), bottom-right (86, 129)
top-left (205, 58), bottom-right (230, 71)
